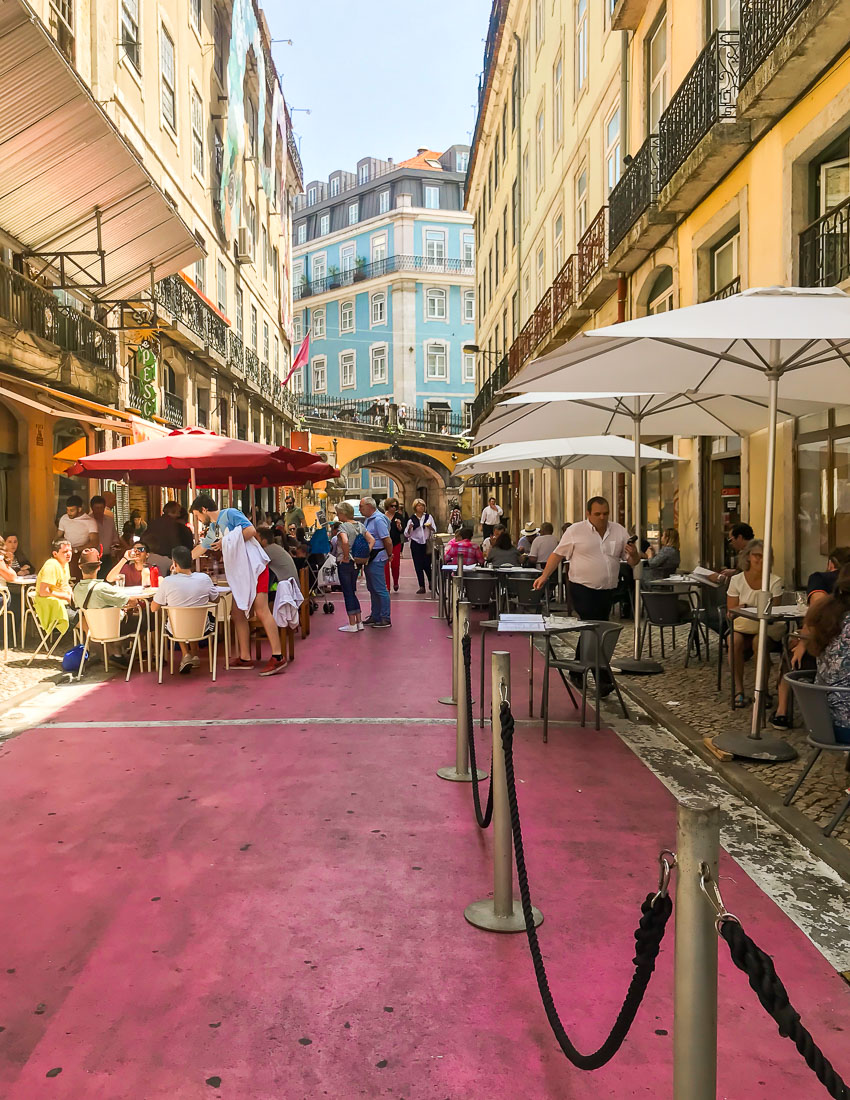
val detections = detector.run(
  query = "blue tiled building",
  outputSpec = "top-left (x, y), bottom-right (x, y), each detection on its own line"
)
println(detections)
top-left (291, 146), bottom-right (476, 430)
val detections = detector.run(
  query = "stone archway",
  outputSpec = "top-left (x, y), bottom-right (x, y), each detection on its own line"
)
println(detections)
top-left (341, 446), bottom-right (455, 527)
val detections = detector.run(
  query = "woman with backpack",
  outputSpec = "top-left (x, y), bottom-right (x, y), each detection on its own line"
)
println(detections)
top-left (333, 502), bottom-right (375, 633)
top-left (404, 498), bottom-right (434, 594)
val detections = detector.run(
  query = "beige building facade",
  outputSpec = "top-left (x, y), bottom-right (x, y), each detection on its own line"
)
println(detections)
top-left (0, 0), bottom-right (302, 556)
top-left (467, 0), bottom-right (850, 586)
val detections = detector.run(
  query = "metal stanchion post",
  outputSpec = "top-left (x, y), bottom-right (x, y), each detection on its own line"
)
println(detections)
top-left (438, 601), bottom-right (486, 783)
top-left (465, 651), bottom-right (543, 932)
top-left (673, 801), bottom-right (719, 1100)
top-left (438, 575), bottom-right (460, 706)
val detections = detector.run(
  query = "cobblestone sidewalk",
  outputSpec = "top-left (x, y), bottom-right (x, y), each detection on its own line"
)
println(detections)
top-left (0, 652), bottom-right (65, 713)
top-left (607, 623), bottom-right (850, 850)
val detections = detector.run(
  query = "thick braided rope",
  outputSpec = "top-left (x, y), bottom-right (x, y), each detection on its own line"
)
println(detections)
top-left (499, 700), bottom-right (672, 1070)
top-left (720, 920), bottom-right (849, 1098)
top-left (462, 633), bottom-right (493, 829)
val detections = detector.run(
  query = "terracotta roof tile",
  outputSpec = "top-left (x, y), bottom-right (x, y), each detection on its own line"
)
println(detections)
top-left (398, 149), bottom-right (444, 171)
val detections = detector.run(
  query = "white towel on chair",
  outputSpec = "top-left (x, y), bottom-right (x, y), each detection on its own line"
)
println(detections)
top-left (272, 576), bottom-right (303, 629)
top-left (222, 527), bottom-right (269, 612)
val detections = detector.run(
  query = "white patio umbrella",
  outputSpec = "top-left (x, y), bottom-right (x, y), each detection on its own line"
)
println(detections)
top-left (505, 285), bottom-right (850, 760)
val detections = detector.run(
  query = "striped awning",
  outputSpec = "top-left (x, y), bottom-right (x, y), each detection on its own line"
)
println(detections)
top-left (0, 0), bottom-right (202, 299)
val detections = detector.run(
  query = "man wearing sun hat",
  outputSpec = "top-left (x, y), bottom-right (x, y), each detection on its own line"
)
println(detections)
top-left (72, 548), bottom-right (142, 668)
top-left (517, 522), bottom-right (539, 557)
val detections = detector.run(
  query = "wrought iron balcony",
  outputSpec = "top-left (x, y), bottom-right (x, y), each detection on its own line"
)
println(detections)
top-left (294, 254), bottom-right (475, 300)
top-left (609, 136), bottom-right (660, 251)
top-left (0, 260), bottom-right (116, 371)
top-left (228, 331), bottom-right (245, 372)
top-left (128, 373), bottom-right (144, 409)
top-left (155, 274), bottom-right (228, 358)
top-left (740, 0), bottom-right (813, 86)
top-left (471, 355), bottom-right (508, 427)
top-left (800, 197), bottom-right (850, 288)
top-left (577, 207), bottom-right (609, 288)
top-left (244, 348), bottom-right (260, 383)
top-left (163, 390), bottom-right (184, 427)
top-left (260, 364), bottom-right (272, 394)
top-left (299, 395), bottom-right (465, 436)
top-left (709, 276), bottom-right (742, 300)
top-left (658, 31), bottom-right (740, 187)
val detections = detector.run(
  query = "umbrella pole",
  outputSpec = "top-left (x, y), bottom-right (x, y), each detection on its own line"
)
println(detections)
top-left (714, 356), bottom-right (796, 762)
top-left (250, 484), bottom-right (256, 524)
top-left (229, 476), bottom-right (234, 507)
top-left (612, 405), bottom-right (662, 675)
top-left (190, 467), bottom-right (200, 572)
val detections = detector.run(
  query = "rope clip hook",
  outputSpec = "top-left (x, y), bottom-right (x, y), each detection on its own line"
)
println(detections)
top-left (499, 679), bottom-right (508, 703)
top-left (699, 862), bottom-right (740, 933)
top-left (653, 849), bottom-right (676, 904)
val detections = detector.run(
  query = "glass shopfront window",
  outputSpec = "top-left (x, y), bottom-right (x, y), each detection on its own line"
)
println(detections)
top-left (797, 410), bottom-right (850, 582)
top-left (641, 440), bottom-right (676, 543)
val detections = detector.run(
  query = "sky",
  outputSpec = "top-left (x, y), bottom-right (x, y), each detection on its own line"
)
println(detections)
top-left (266, 0), bottom-right (493, 183)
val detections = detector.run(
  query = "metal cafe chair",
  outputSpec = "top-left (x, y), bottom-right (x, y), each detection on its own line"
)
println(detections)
top-left (783, 670), bottom-right (850, 837)
top-left (542, 622), bottom-right (629, 735)
top-left (25, 586), bottom-right (72, 665)
top-left (461, 573), bottom-right (498, 619)
top-left (0, 586), bottom-right (16, 659)
top-left (504, 574), bottom-right (548, 615)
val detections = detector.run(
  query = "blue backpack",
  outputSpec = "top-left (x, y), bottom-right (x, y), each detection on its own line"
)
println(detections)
top-left (350, 525), bottom-right (371, 564)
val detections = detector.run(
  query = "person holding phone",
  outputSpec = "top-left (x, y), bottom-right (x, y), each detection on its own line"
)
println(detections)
top-left (106, 543), bottom-right (160, 588)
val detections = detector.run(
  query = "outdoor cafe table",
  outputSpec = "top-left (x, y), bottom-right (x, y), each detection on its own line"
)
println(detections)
top-left (8, 573), bottom-right (36, 623)
top-left (727, 603), bottom-right (806, 716)
top-left (478, 615), bottom-right (600, 738)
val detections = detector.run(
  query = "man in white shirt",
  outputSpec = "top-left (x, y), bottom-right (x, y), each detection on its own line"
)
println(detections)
top-left (480, 497), bottom-right (504, 538)
top-left (152, 545), bottom-right (221, 673)
top-left (527, 523), bottom-right (560, 564)
top-left (57, 494), bottom-right (99, 579)
top-left (534, 498), bottom-right (639, 692)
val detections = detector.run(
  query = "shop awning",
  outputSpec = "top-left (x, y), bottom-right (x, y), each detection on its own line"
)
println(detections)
top-left (0, 0), bottom-right (202, 299)
top-left (0, 373), bottom-right (133, 433)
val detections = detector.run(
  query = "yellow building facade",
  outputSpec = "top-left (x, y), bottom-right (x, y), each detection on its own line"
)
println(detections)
top-left (468, 0), bottom-right (850, 585)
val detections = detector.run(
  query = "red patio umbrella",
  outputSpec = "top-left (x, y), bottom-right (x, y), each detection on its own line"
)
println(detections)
top-left (65, 427), bottom-right (320, 480)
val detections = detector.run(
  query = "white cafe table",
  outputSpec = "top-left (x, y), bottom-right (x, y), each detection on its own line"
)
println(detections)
top-left (121, 583), bottom-right (232, 674)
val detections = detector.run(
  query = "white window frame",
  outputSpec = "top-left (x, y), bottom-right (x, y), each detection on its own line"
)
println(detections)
top-left (296, 224), bottom-right (307, 245)
top-left (274, 335), bottom-right (279, 374)
top-left (425, 287), bottom-right (447, 321)
top-left (535, 107), bottom-right (545, 191)
top-left (425, 341), bottom-right (449, 381)
top-left (312, 307), bottom-right (326, 339)
top-left (648, 12), bottom-right (668, 134)
top-left (576, 167), bottom-right (588, 239)
top-left (292, 366), bottom-right (304, 395)
top-left (378, 190), bottom-right (390, 214)
top-left (358, 163), bottom-right (370, 184)
top-left (160, 23), bottom-right (176, 134)
top-left (370, 472), bottom-right (389, 492)
top-left (424, 185), bottom-right (440, 210)
top-left (535, 0), bottom-right (545, 49)
top-left (424, 228), bottom-right (447, 266)
top-left (553, 213), bottom-right (564, 273)
top-left (216, 260), bottom-right (227, 315)
top-left (189, 0), bottom-right (201, 34)
top-left (463, 289), bottom-right (475, 323)
top-left (536, 244), bottom-right (545, 298)
top-left (370, 292), bottom-right (386, 326)
top-left (462, 232), bottom-right (475, 270)
top-left (263, 320), bottom-right (270, 364)
top-left (121, 0), bottom-right (141, 74)
top-left (457, 151), bottom-right (469, 173)
top-left (371, 233), bottom-right (388, 264)
top-left (576, 0), bottom-right (588, 94)
top-left (462, 351), bottom-right (476, 383)
top-left (553, 56), bottom-right (563, 147)
top-left (312, 253), bottom-right (327, 282)
top-left (711, 232), bottom-right (739, 295)
top-left (312, 356), bottom-right (327, 393)
top-left (293, 314), bottom-right (303, 343)
top-left (345, 473), bottom-right (362, 492)
top-left (339, 349), bottom-right (356, 389)
top-left (605, 104), bottom-right (621, 195)
top-left (194, 257), bottom-right (206, 295)
top-left (348, 202), bottom-right (359, 225)
top-left (307, 186), bottom-right (317, 205)
top-left (340, 299), bottom-right (355, 333)
top-left (250, 303), bottom-right (258, 350)
top-left (340, 242), bottom-right (356, 274)
top-left (319, 213), bottom-right (330, 236)
top-left (370, 343), bottom-right (388, 385)
top-left (330, 177), bottom-right (341, 197)
top-left (235, 285), bottom-right (244, 339)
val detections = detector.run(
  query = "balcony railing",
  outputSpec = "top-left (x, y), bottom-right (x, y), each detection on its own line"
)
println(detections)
top-left (709, 276), bottom-right (741, 300)
top-left (294, 254), bottom-right (475, 300)
top-left (577, 207), bottom-right (609, 288)
top-left (128, 373), bottom-right (144, 409)
top-left (471, 355), bottom-right (508, 427)
top-left (228, 331), bottom-right (245, 372)
top-left (800, 196), bottom-right (850, 288)
top-left (658, 31), bottom-right (740, 187)
top-left (260, 364), bottom-right (272, 394)
top-left (609, 135), bottom-right (660, 251)
top-left (298, 395), bottom-right (465, 436)
top-left (163, 391), bottom-right (184, 427)
top-left (740, 0), bottom-right (813, 86)
top-left (244, 348), bottom-right (260, 383)
top-left (0, 260), bottom-right (116, 371)
top-left (155, 274), bottom-right (228, 357)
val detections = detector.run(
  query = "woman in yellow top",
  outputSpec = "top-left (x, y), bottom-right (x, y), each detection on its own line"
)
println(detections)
top-left (34, 539), bottom-right (76, 637)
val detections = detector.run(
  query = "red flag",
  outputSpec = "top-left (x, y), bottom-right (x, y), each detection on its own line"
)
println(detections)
top-left (281, 331), bottom-right (310, 386)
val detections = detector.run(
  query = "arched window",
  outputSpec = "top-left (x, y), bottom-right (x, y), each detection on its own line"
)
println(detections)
top-left (426, 287), bottom-right (446, 320)
top-left (370, 292), bottom-right (386, 325)
top-left (647, 267), bottom-right (673, 314)
top-left (340, 300), bottom-right (354, 333)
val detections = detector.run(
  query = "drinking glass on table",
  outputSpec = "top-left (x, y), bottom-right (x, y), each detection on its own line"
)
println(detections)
top-left (116, 574), bottom-right (125, 588)
top-left (795, 591), bottom-right (808, 612)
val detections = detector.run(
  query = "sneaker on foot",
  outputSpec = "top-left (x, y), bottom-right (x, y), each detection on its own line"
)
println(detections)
top-left (179, 654), bottom-right (194, 674)
top-left (770, 712), bottom-right (791, 730)
top-left (394, 585), bottom-right (399, 591)
top-left (362, 616), bottom-right (376, 625)
top-left (229, 657), bottom-right (254, 670)
top-left (357, 623), bottom-right (364, 631)
top-left (191, 655), bottom-right (201, 668)
top-left (370, 621), bottom-right (392, 629)
top-left (259, 656), bottom-right (286, 676)
top-left (338, 624), bottom-right (359, 633)
top-left (416, 587), bottom-right (426, 594)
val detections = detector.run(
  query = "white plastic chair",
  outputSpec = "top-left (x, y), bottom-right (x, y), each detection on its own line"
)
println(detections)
top-left (25, 586), bottom-right (71, 665)
top-left (158, 604), bottom-right (219, 683)
top-left (0, 586), bottom-right (16, 659)
top-left (214, 589), bottom-right (231, 671)
top-left (77, 606), bottom-right (143, 682)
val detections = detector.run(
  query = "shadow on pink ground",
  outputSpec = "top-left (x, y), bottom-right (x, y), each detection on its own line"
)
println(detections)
top-left (0, 566), bottom-right (847, 1098)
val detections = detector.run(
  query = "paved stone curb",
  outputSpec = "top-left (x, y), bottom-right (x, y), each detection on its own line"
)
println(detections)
top-left (619, 678), bottom-right (850, 887)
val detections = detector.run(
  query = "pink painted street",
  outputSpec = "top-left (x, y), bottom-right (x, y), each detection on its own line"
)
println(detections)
top-left (0, 566), bottom-right (848, 1099)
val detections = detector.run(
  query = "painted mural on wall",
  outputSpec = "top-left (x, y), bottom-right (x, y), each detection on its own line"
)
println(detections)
top-left (220, 0), bottom-right (287, 244)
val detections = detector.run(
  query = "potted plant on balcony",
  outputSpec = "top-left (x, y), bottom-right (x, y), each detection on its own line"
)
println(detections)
top-left (328, 265), bottom-right (341, 290)
top-left (299, 273), bottom-right (312, 298)
top-left (353, 256), bottom-right (368, 283)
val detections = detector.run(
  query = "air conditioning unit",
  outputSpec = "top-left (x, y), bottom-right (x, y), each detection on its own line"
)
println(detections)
top-left (236, 226), bottom-right (254, 264)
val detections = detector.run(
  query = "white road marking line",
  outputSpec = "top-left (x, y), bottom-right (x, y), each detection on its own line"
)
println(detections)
top-left (7, 716), bottom-right (575, 730)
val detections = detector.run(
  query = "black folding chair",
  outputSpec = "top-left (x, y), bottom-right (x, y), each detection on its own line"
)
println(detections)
top-left (638, 590), bottom-right (691, 658)
top-left (541, 622), bottom-right (628, 737)
top-left (504, 574), bottom-right (547, 614)
top-left (462, 573), bottom-right (498, 619)
top-left (783, 670), bottom-right (850, 837)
